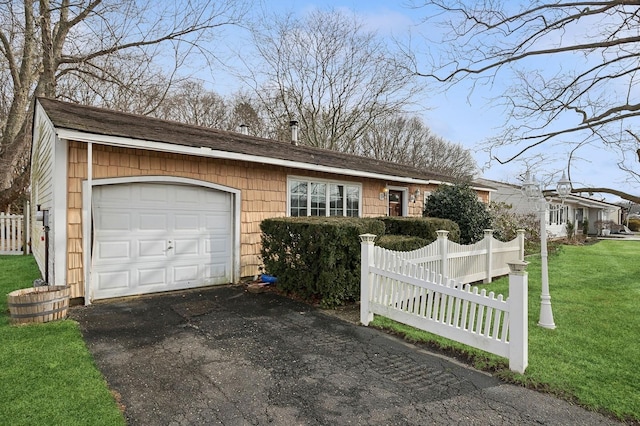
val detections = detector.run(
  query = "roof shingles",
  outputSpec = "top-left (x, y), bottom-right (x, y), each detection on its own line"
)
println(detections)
top-left (37, 97), bottom-right (461, 184)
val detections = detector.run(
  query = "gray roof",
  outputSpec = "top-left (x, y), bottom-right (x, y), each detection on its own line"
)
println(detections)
top-left (37, 98), bottom-right (484, 186)
top-left (475, 177), bottom-right (620, 208)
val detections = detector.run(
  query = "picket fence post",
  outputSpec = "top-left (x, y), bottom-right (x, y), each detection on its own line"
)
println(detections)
top-left (516, 229), bottom-right (525, 261)
top-left (437, 230), bottom-right (449, 277)
top-left (359, 234), bottom-right (376, 326)
top-left (483, 229), bottom-right (494, 284)
top-left (508, 260), bottom-right (529, 374)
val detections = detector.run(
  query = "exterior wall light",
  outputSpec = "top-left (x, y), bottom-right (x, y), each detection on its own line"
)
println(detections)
top-left (411, 188), bottom-right (421, 203)
top-left (379, 187), bottom-right (388, 201)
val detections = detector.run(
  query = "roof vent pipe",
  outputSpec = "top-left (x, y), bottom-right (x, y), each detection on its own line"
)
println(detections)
top-left (239, 124), bottom-right (248, 135)
top-left (290, 120), bottom-right (299, 146)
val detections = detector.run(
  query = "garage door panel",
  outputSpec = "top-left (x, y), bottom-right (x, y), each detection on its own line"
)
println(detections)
top-left (204, 213), bottom-right (230, 230)
top-left (174, 214), bottom-right (200, 230)
top-left (96, 241), bottom-right (131, 259)
top-left (174, 186), bottom-right (200, 204)
top-left (138, 267), bottom-right (167, 287)
top-left (139, 185), bottom-right (169, 203)
top-left (96, 185), bottom-right (132, 204)
top-left (138, 239), bottom-right (167, 258)
top-left (95, 270), bottom-right (130, 290)
top-left (96, 211), bottom-right (131, 231)
top-left (204, 264), bottom-right (228, 283)
top-left (202, 190), bottom-right (229, 206)
top-left (91, 183), bottom-right (234, 301)
top-left (173, 264), bottom-right (199, 282)
top-left (139, 213), bottom-right (168, 231)
top-left (173, 238), bottom-right (200, 256)
top-left (205, 237), bottom-right (229, 254)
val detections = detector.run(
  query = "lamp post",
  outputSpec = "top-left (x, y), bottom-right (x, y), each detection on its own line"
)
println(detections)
top-left (522, 171), bottom-right (571, 329)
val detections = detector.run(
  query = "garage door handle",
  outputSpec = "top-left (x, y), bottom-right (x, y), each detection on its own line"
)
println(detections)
top-left (167, 240), bottom-right (173, 250)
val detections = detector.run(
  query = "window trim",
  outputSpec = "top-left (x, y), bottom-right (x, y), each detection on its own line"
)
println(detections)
top-left (286, 175), bottom-right (362, 217)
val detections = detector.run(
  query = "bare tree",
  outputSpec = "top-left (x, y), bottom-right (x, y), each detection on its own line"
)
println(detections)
top-left (227, 92), bottom-right (267, 136)
top-left (151, 80), bottom-right (230, 129)
top-left (56, 56), bottom-right (175, 114)
top-left (145, 83), bottom-right (269, 136)
top-left (411, 0), bottom-right (640, 202)
top-left (244, 8), bottom-right (421, 151)
top-left (358, 114), bottom-right (477, 180)
top-left (0, 0), bottom-right (248, 210)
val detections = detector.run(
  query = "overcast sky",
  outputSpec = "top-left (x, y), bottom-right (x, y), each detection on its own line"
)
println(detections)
top-left (186, 0), bottom-right (633, 203)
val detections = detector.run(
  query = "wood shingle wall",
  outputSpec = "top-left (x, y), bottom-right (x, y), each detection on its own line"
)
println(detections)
top-left (67, 142), bottom-right (440, 299)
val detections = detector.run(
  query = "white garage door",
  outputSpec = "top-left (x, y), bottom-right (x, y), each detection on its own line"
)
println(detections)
top-left (90, 182), bottom-right (233, 300)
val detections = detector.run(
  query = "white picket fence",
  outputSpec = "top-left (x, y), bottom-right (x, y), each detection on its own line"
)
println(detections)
top-left (0, 212), bottom-right (26, 254)
top-left (359, 233), bottom-right (529, 373)
top-left (403, 229), bottom-right (525, 284)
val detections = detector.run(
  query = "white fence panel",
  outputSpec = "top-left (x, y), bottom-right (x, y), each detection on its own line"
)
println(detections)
top-left (401, 229), bottom-right (524, 284)
top-left (360, 233), bottom-right (529, 373)
top-left (0, 213), bottom-right (25, 254)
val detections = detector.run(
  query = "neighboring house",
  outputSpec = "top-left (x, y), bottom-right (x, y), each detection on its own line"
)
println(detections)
top-left (618, 201), bottom-right (639, 224)
top-left (477, 178), bottom-right (621, 238)
top-left (31, 98), bottom-right (493, 303)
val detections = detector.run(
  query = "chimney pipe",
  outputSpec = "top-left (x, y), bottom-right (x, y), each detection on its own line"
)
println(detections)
top-left (290, 120), bottom-right (299, 145)
top-left (239, 124), bottom-right (248, 135)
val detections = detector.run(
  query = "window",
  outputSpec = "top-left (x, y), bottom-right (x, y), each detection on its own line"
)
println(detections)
top-left (329, 184), bottom-right (343, 216)
top-left (310, 183), bottom-right (326, 216)
top-left (346, 186), bottom-right (359, 217)
top-left (288, 177), bottom-right (361, 217)
top-left (290, 181), bottom-right (307, 217)
top-left (548, 205), bottom-right (568, 225)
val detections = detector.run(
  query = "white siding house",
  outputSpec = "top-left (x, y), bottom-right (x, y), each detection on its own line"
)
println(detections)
top-left (31, 101), bottom-right (68, 285)
top-left (477, 178), bottom-right (621, 238)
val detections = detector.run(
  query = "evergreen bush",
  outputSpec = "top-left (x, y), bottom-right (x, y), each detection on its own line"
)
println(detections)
top-left (376, 235), bottom-right (430, 251)
top-left (260, 217), bottom-right (385, 307)
top-left (379, 216), bottom-right (460, 243)
top-left (423, 184), bottom-right (492, 244)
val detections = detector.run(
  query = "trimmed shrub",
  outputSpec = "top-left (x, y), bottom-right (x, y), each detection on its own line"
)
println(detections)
top-left (379, 216), bottom-right (460, 243)
top-left (260, 217), bottom-right (385, 307)
top-left (376, 235), bottom-right (430, 252)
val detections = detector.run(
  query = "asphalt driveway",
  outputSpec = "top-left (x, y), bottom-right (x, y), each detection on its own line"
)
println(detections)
top-left (70, 285), bottom-right (621, 425)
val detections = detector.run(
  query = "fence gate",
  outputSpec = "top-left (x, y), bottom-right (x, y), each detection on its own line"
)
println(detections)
top-left (0, 212), bottom-right (27, 255)
top-left (359, 233), bottom-right (529, 373)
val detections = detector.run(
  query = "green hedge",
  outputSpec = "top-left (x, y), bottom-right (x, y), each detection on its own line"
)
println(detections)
top-left (379, 216), bottom-right (460, 243)
top-left (376, 235), bottom-right (430, 251)
top-left (260, 217), bottom-right (385, 307)
top-left (628, 218), bottom-right (640, 232)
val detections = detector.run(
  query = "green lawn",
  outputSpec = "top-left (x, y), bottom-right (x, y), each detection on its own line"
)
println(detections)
top-left (0, 255), bottom-right (124, 425)
top-left (3, 242), bottom-right (639, 423)
top-left (372, 240), bottom-right (640, 422)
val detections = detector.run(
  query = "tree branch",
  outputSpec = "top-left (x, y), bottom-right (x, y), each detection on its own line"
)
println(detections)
top-left (570, 187), bottom-right (640, 203)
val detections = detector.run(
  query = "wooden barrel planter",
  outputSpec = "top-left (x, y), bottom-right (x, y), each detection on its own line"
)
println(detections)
top-left (7, 286), bottom-right (70, 325)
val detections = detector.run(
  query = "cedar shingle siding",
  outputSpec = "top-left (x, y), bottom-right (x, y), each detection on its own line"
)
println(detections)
top-left (34, 98), bottom-right (490, 301)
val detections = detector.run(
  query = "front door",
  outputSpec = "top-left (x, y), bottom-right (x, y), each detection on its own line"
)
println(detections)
top-left (389, 190), bottom-right (403, 216)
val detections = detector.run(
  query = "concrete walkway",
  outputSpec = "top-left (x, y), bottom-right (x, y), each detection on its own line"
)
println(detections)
top-left (71, 286), bottom-right (622, 425)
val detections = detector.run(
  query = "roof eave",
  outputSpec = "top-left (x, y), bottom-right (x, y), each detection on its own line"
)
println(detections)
top-left (56, 128), bottom-right (444, 186)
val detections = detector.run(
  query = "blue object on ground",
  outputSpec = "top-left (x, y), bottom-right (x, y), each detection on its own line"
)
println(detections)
top-left (260, 274), bottom-right (277, 284)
